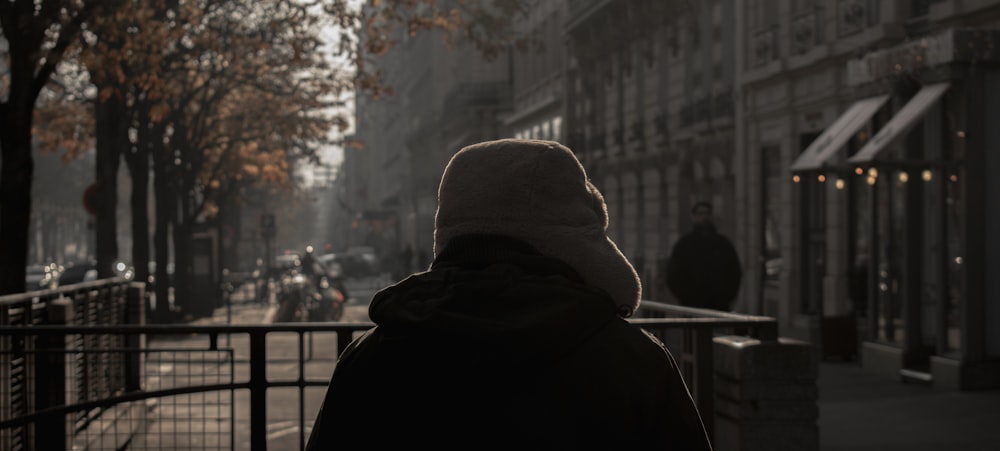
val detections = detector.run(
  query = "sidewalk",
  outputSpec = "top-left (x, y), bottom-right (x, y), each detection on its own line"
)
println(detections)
top-left (818, 361), bottom-right (1000, 450)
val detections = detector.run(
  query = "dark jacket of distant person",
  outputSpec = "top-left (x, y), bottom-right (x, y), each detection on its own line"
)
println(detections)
top-left (666, 203), bottom-right (742, 311)
top-left (306, 139), bottom-right (712, 450)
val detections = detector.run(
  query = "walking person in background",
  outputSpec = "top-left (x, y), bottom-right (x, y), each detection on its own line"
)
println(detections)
top-left (666, 201), bottom-right (742, 311)
top-left (306, 139), bottom-right (712, 450)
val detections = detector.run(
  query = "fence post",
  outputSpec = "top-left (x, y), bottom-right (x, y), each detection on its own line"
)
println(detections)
top-left (125, 283), bottom-right (146, 392)
top-left (712, 336), bottom-right (818, 451)
top-left (36, 298), bottom-right (73, 451)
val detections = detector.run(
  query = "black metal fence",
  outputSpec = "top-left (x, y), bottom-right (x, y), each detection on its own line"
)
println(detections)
top-left (0, 279), bottom-right (141, 451)
top-left (0, 323), bottom-right (372, 451)
top-left (1, 279), bottom-right (779, 450)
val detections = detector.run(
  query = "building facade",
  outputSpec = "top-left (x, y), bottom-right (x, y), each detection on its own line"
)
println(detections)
top-left (338, 6), bottom-right (510, 271)
top-left (565, 0), bottom-right (741, 303)
top-left (739, 0), bottom-right (1000, 389)
top-left (338, 0), bottom-right (1000, 389)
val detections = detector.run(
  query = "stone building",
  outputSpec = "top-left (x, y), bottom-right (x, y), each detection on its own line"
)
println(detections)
top-left (338, 0), bottom-right (1000, 389)
top-left (739, 0), bottom-right (1000, 389)
top-left (339, 6), bottom-right (510, 270)
top-left (564, 0), bottom-right (741, 303)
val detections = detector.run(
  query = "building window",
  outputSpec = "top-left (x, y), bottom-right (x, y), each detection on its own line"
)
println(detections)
top-left (762, 146), bottom-right (784, 282)
top-left (944, 168), bottom-right (963, 353)
top-left (797, 132), bottom-right (824, 316)
top-left (837, 0), bottom-right (876, 36)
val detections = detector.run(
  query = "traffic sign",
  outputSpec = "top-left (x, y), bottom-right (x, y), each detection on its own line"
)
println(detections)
top-left (260, 213), bottom-right (276, 238)
top-left (83, 183), bottom-right (99, 216)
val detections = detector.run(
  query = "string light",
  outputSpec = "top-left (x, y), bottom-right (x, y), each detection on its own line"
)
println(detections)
top-left (898, 171), bottom-right (909, 183)
top-left (855, 167), bottom-right (864, 175)
top-left (921, 170), bottom-right (933, 182)
top-left (835, 179), bottom-right (845, 190)
top-left (793, 175), bottom-right (801, 183)
top-left (817, 174), bottom-right (826, 183)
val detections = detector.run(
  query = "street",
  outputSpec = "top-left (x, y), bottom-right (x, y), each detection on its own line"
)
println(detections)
top-left (133, 276), bottom-right (384, 450)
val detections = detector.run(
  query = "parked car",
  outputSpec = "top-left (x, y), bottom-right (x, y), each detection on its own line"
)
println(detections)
top-left (57, 262), bottom-right (99, 285)
top-left (57, 260), bottom-right (134, 286)
top-left (25, 264), bottom-right (59, 291)
top-left (275, 254), bottom-right (301, 272)
top-left (319, 251), bottom-right (378, 279)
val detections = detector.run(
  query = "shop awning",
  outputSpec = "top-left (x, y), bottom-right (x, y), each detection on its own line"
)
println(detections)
top-left (847, 82), bottom-right (951, 165)
top-left (790, 94), bottom-right (889, 172)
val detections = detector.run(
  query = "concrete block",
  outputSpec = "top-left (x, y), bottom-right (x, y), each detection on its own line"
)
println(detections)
top-left (715, 377), bottom-right (819, 401)
top-left (715, 398), bottom-right (819, 421)
top-left (714, 336), bottom-right (818, 380)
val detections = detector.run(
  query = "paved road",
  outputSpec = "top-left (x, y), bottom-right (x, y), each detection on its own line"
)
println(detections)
top-left (133, 276), bottom-right (383, 450)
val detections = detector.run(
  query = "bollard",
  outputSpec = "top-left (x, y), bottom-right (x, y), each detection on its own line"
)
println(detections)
top-left (712, 335), bottom-right (819, 451)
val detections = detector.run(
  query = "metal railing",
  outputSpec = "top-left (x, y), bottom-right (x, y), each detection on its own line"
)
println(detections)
top-left (1, 323), bottom-right (372, 451)
top-left (2, 282), bottom-right (779, 450)
top-left (0, 279), bottom-right (140, 451)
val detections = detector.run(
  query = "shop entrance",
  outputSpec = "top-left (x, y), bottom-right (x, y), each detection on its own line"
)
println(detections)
top-left (869, 167), bottom-right (949, 379)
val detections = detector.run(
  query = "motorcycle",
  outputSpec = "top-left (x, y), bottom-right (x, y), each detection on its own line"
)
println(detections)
top-left (274, 267), bottom-right (346, 322)
top-left (307, 276), bottom-right (346, 322)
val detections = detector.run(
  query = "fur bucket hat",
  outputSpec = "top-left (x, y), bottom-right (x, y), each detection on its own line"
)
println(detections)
top-left (433, 138), bottom-right (641, 316)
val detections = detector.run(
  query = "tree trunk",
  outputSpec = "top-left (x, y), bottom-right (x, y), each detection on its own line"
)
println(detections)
top-left (125, 137), bottom-right (151, 302)
top-left (172, 191), bottom-right (193, 318)
top-left (94, 94), bottom-right (125, 278)
top-left (152, 147), bottom-right (173, 323)
top-left (0, 99), bottom-right (34, 295)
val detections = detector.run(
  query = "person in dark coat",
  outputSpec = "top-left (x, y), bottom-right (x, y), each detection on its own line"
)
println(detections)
top-left (666, 201), bottom-right (742, 311)
top-left (306, 139), bottom-right (712, 450)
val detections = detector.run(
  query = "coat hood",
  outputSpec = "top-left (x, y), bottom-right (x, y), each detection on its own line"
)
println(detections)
top-left (368, 235), bottom-right (619, 364)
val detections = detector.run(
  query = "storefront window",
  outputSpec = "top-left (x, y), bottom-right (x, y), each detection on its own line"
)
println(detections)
top-left (874, 171), bottom-right (905, 344)
top-left (849, 175), bottom-right (870, 317)
top-left (944, 168), bottom-right (964, 353)
top-left (762, 146), bottom-right (783, 281)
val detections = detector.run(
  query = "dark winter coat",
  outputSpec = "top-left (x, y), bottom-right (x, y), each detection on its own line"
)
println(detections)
top-left (666, 225), bottom-right (742, 311)
top-left (306, 235), bottom-right (712, 450)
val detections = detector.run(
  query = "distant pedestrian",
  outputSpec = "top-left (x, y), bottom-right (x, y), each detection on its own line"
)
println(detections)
top-left (666, 201), bottom-right (742, 311)
top-left (306, 139), bottom-right (712, 450)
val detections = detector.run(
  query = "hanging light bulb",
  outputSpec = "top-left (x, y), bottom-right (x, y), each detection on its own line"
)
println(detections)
top-left (921, 170), bottom-right (933, 182)
top-left (855, 167), bottom-right (864, 175)
top-left (868, 168), bottom-right (878, 178)
top-left (793, 175), bottom-right (801, 183)
top-left (898, 171), bottom-right (909, 183)
top-left (835, 178), bottom-right (846, 190)
top-left (817, 174), bottom-right (826, 183)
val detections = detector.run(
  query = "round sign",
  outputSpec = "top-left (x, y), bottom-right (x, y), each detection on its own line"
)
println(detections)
top-left (83, 183), bottom-right (98, 216)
